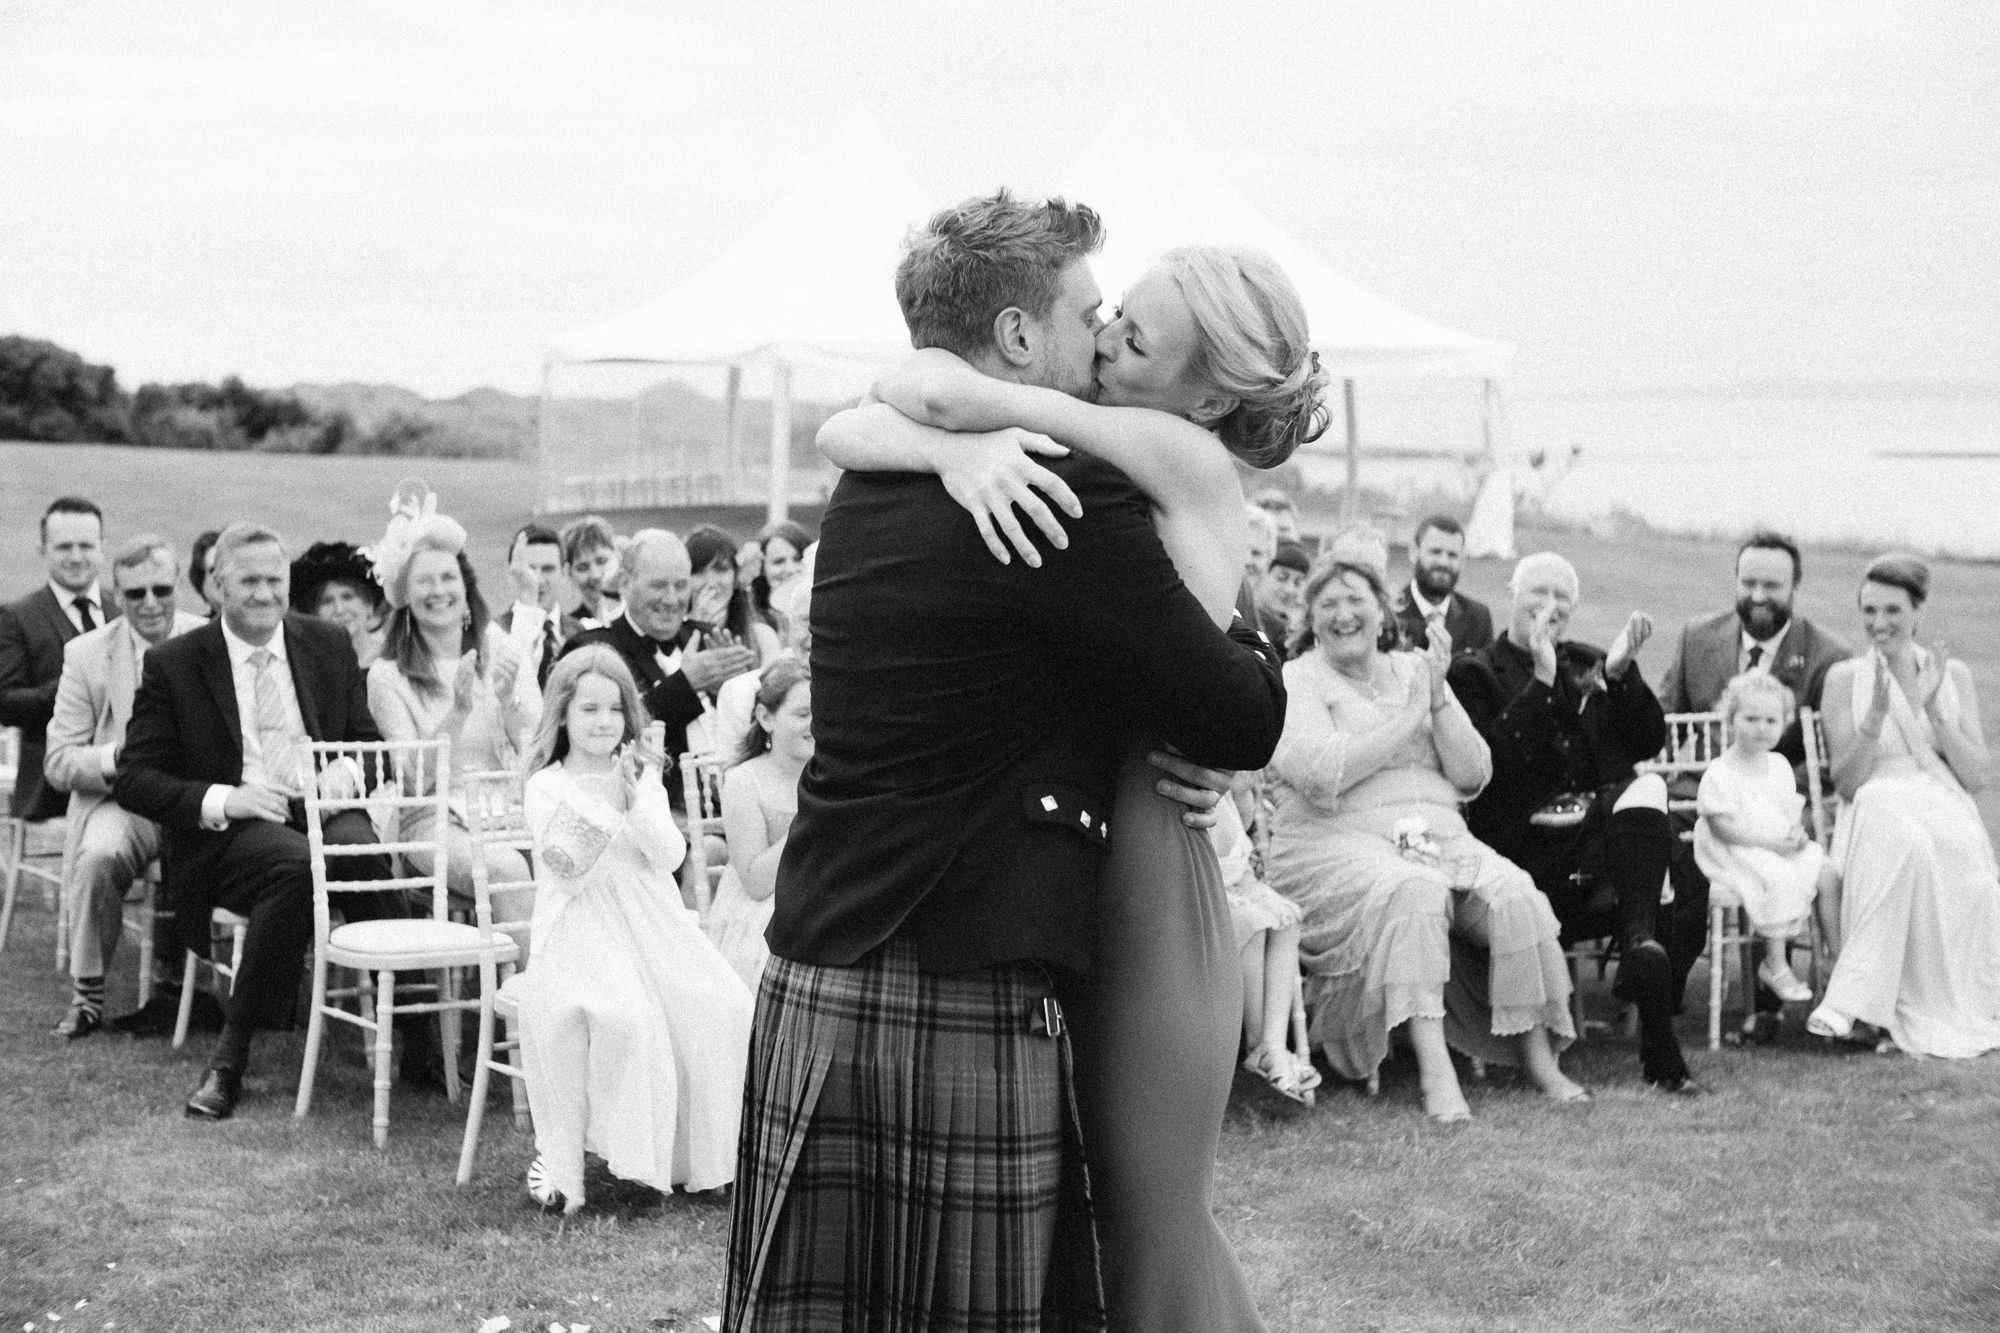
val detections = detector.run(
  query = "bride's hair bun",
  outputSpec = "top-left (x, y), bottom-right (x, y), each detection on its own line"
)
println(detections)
top-left (1160, 246), bottom-right (1330, 469)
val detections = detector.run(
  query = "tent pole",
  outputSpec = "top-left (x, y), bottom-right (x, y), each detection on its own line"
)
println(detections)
top-left (722, 364), bottom-right (744, 505)
top-left (768, 360), bottom-right (793, 526)
top-left (535, 359), bottom-right (554, 515)
top-left (1341, 378), bottom-right (1359, 524)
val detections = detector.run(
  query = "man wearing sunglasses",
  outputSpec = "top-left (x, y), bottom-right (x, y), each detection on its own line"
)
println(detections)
top-left (44, 535), bottom-right (205, 1039)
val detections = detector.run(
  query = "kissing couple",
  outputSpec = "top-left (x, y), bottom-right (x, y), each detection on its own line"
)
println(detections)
top-left (725, 189), bottom-right (1327, 1333)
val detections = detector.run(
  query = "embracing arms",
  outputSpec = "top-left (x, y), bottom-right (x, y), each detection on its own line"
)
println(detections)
top-left (818, 349), bottom-right (1248, 623)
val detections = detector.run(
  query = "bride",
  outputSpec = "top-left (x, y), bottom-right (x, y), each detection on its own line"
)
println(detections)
top-left (1810, 552), bottom-right (2000, 1057)
top-left (820, 243), bottom-right (1326, 1333)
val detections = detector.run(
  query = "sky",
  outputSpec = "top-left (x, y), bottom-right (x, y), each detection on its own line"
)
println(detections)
top-left (2, 0), bottom-right (1995, 398)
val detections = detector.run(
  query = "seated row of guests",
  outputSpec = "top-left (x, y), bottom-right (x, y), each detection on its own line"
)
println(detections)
top-left (1265, 540), bottom-right (1998, 1120)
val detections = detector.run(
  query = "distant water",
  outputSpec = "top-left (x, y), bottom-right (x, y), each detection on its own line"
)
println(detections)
top-left (1508, 393), bottom-right (2000, 559)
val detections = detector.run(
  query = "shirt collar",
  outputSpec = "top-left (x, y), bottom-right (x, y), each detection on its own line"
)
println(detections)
top-left (1407, 585), bottom-right (1451, 620)
top-left (51, 580), bottom-right (101, 611)
top-left (1742, 620), bottom-right (1791, 657)
top-left (220, 618), bottom-right (287, 669)
top-left (625, 610), bottom-right (693, 652)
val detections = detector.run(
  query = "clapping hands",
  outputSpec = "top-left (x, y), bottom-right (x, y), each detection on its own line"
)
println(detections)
top-left (1605, 610), bottom-right (1654, 679)
top-left (1420, 615), bottom-right (1454, 709)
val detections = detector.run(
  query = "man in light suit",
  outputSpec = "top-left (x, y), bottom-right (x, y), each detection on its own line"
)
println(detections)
top-left (1393, 514), bottom-right (1494, 655)
top-left (44, 535), bottom-right (206, 1039)
top-left (1658, 530), bottom-right (1850, 1040)
top-left (0, 497), bottom-right (111, 824)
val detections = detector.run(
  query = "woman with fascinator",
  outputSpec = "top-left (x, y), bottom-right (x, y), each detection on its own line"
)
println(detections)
top-left (290, 540), bottom-right (388, 667)
top-left (365, 483), bottom-right (541, 919)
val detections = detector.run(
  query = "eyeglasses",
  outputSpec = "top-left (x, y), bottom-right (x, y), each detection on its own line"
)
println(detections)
top-left (119, 585), bottom-right (177, 603)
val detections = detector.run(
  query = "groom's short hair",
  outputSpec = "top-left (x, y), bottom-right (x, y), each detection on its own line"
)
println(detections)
top-left (894, 189), bottom-right (1104, 359)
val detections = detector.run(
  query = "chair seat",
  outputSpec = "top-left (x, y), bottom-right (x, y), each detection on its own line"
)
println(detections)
top-left (213, 907), bottom-right (249, 927)
top-left (326, 918), bottom-right (519, 969)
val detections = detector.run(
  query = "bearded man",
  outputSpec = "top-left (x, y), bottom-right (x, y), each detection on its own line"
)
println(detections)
top-left (1393, 514), bottom-right (1493, 654)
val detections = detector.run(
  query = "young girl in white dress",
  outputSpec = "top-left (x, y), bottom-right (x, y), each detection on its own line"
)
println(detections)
top-left (516, 646), bottom-right (754, 1212)
top-left (1209, 775), bottom-right (1318, 1105)
top-left (704, 659), bottom-right (810, 990)
top-left (1694, 672), bottom-right (1837, 1004)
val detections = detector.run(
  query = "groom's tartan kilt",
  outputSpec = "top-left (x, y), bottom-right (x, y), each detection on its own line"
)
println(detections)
top-left (724, 940), bottom-right (1104, 1333)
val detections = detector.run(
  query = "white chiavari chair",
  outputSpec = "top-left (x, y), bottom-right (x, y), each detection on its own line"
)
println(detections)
top-left (679, 750), bottom-right (731, 919)
top-left (455, 768), bottom-right (535, 1185)
top-left (292, 738), bottom-right (517, 1148)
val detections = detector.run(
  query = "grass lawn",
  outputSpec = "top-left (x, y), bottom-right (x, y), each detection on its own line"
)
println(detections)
top-left (6, 443), bottom-right (2000, 1330)
top-left (7, 900), bottom-right (2000, 1333)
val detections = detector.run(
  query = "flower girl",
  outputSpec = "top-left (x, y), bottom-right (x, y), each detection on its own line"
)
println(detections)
top-left (704, 658), bottom-right (811, 989)
top-left (1694, 672), bottom-right (1837, 1004)
top-left (516, 646), bottom-right (754, 1212)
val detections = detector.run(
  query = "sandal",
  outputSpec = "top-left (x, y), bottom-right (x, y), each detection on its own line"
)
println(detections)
top-left (525, 1155), bottom-right (569, 1213)
top-left (1243, 1045), bottom-right (1315, 1107)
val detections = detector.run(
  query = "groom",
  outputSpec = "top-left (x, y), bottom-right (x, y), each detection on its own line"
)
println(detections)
top-left (723, 191), bottom-right (1287, 1331)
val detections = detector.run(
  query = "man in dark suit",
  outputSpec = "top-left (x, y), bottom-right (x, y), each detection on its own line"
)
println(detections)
top-left (1, 496), bottom-right (111, 823)
top-left (496, 524), bottom-right (584, 691)
top-left (1394, 513), bottom-right (1494, 655)
top-left (724, 192), bottom-right (1287, 1332)
top-left (1658, 530), bottom-right (1850, 1040)
top-left (562, 528), bottom-right (757, 805)
top-left (114, 523), bottom-right (418, 1120)
top-left (1450, 552), bottom-right (1705, 1094)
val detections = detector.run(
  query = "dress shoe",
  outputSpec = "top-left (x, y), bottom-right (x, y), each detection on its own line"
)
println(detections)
top-left (185, 1067), bottom-right (243, 1120)
top-left (1648, 1072), bottom-right (1711, 1097)
top-left (54, 1005), bottom-right (102, 1041)
top-left (1611, 938), bottom-right (1672, 1007)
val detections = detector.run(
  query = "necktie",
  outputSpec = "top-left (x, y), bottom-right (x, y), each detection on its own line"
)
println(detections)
top-left (538, 619), bottom-right (559, 691)
top-left (74, 596), bottom-right (98, 632)
top-left (249, 648), bottom-right (304, 794)
top-left (1747, 644), bottom-right (1765, 670)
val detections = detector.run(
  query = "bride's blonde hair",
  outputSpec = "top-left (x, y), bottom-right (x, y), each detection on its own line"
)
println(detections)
top-left (1159, 245), bottom-right (1330, 469)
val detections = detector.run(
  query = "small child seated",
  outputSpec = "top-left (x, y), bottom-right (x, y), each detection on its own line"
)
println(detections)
top-left (705, 658), bottom-right (811, 989)
top-left (1211, 774), bottom-right (1317, 1105)
top-left (515, 646), bottom-right (754, 1212)
top-left (1694, 672), bottom-right (1840, 1004)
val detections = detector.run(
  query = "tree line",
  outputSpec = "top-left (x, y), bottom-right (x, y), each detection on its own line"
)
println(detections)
top-left (0, 336), bottom-right (524, 457)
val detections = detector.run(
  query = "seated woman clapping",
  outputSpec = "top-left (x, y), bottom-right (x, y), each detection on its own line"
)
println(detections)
top-left (1693, 672), bottom-right (1836, 1005)
top-left (1808, 553), bottom-right (2000, 1056)
top-left (516, 646), bottom-right (754, 1212)
top-left (704, 658), bottom-right (811, 989)
top-left (363, 490), bottom-right (537, 921)
top-left (1264, 559), bottom-right (1582, 1120)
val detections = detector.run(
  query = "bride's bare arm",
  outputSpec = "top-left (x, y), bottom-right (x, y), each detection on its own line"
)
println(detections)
top-left (853, 349), bottom-right (1250, 624)
top-left (876, 349), bottom-right (1241, 525)
top-left (817, 403), bottom-right (1082, 567)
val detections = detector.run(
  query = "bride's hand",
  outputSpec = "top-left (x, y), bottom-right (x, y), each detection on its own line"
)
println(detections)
top-left (938, 428), bottom-right (1082, 568)
top-left (873, 348), bottom-right (987, 429)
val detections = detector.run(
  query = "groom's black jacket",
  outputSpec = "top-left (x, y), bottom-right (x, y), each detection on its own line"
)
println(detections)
top-left (768, 454), bottom-right (1287, 979)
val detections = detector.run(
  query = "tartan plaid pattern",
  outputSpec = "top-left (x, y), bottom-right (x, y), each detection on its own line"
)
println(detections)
top-left (725, 941), bottom-right (1104, 1333)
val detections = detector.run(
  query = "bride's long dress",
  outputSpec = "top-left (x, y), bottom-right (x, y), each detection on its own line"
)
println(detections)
top-left (1822, 651), bottom-right (2000, 1057)
top-left (1071, 744), bottom-right (1266, 1333)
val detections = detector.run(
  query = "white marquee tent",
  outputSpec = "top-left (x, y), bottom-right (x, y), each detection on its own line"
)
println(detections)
top-left (539, 108), bottom-right (934, 520)
top-left (1060, 89), bottom-right (1518, 555)
top-left (539, 94), bottom-right (1518, 551)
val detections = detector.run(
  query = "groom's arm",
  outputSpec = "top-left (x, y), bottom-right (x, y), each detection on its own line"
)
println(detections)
top-left (1037, 459), bottom-right (1286, 772)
